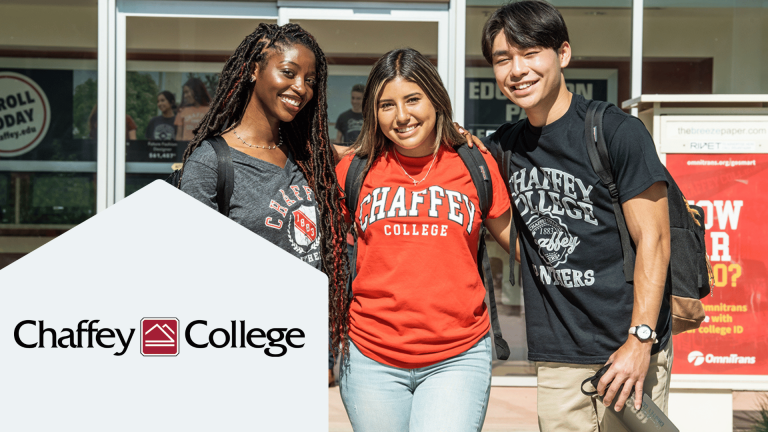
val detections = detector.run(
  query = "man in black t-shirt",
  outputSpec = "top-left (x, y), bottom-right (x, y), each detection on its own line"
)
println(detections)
top-left (334, 84), bottom-right (364, 146)
top-left (480, 2), bottom-right (672, 431)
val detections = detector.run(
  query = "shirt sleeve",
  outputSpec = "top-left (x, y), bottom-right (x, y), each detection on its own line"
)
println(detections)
top-left (334, 154), bottom-right (353, 225)
top-left (174, 109), bottom-right (184, 127)
top-left (179, 143), bottom-right (218, 211)
top-left (335, 113), bottom-right (345, 133)
top-left (607, 116), bottom-right (668, 203)
top-left (481, 150), bottom-right (511, 219)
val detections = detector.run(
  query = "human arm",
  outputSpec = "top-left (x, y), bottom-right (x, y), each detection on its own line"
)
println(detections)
top-left (174, 110), bottom-right (184, 141)
top-left (334, 130), bottom-right (344, 145)
top-left (485, 210), bottom-right (511, 253)
top-left (597, 181), bottom-right (670, 412)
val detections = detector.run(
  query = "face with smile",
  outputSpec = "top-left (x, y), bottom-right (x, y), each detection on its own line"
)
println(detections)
top-left (491, 32), bottom-right (571, 126)
top-left (182, 86), bottom-right (195, 106)
top-left (377, 77), bottom-right (437, 158)
top-left (251, 44), bottom-right (316, 124)
top-left (157, 94), bottom-right (171, 115)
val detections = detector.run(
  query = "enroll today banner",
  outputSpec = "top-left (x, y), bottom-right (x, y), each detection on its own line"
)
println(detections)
top-left (667, 154), bottom-right (768, 375)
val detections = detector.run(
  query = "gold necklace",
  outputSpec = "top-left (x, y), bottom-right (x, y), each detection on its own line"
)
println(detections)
top-left (392, 150), bottom-right (437, 186)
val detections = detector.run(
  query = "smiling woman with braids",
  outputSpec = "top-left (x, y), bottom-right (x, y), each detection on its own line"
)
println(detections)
top-left (178, 23), bottom-right (350, 376)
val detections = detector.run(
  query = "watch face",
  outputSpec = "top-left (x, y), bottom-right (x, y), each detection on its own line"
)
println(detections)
top-left (638, 326), bottom-right (652, 339)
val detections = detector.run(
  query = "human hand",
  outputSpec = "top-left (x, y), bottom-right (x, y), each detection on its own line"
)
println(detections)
top-left (597, 338), bottom-right (652, 412)
top-left (453, 122), bottom-right (487, 152)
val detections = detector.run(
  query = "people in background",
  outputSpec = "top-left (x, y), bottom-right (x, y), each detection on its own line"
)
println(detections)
top-left (333, 83), bottom-right (364, 146)
top-left (145, 91), bottom-right (177, 141)
top-left (175, 77), bottom-right (211, 141)
top-left (88, 105), bottom-right (137, 140)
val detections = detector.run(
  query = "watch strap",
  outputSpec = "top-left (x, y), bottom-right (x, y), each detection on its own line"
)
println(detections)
top-left (629, 325), bottom-right (658, 343)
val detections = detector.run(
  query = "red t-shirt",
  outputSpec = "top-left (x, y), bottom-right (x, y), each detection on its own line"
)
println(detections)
top-left (336, 146), bottom-right (510, 368)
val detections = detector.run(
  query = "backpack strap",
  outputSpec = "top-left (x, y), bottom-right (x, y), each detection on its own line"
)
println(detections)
top-left (344, 154), bottom-right (367, 291)
top-left (483, 120), bottom-right (526, 287)
top-left (344, 155), bottom-right (367, 225)
top-left (584, 101), bottom-right (636, 283)
top-left (456, 144), bottom-right (492, 219)
top-left (455, 143), bottom-right (510, 360)
top-left (209, 136), bottom-right (235, 217)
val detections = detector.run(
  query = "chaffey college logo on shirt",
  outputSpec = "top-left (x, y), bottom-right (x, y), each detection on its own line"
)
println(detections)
top-left (141, 318), bottom-right (179, 356)
top-left (287, 205), bottom-right (319, 254)
top-left (527, 212), bottom-right (580, 267)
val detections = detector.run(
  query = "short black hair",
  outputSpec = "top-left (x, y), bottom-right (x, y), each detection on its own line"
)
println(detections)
top-left (351, 84), bottom-right (365, 94)
top-left (481, 0), bottom-right (569, 64)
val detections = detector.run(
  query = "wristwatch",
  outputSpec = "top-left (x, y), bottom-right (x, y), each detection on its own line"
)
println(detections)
top-left (629, 324), bottom-right (658, 343)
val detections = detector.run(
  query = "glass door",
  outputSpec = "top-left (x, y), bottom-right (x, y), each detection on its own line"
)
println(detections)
top-left (117, 1), bottom-right (278, 199)
top-left (0, 0), bottom-right (99, 270)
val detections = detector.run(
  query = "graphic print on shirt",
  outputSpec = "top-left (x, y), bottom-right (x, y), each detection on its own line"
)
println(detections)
top-left (265, 184), bottom-right (320, 264)
top-left (509, 166), bottom-right (597, 288)
top-left (356, 185), bottom-right (477, 236)
top-left (152, 123), bottom-right (175, 140)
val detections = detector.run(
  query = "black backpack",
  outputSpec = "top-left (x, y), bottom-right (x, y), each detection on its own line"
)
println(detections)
top-left (343, 144), bottom-right (511, 360)
top-left (166, 136), bottom-right (235, 217)
top-left (486, 100), bottom-right (713, 336)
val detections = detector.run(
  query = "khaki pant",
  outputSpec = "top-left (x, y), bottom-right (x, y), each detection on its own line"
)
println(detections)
top-left (535, 339), bottom-right (673, 432)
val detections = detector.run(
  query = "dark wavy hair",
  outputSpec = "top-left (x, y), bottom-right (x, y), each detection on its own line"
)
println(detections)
top-left (179, 22), bottom-right (350, 358)
top-left (352, 48), bottom-right (464, 174)
top-left (158, 90), bottom-right (177, 112)
top-left (181, 77), bottom-right (212, 107)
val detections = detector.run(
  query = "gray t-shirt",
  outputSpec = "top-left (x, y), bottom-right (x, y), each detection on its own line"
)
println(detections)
top-left (180, 140), bottom-right (322, 270)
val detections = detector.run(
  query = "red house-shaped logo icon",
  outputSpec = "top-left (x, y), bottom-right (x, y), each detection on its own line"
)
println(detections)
top-left (141, 318), bottom-right (179, 356)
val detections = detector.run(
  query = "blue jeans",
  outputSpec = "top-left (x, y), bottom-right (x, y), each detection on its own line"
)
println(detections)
top-left (340, 335), bottom-right (492, 432)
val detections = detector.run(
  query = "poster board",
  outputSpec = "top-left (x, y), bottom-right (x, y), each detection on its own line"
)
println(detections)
top-left (667, 153), bottom-right (768, 387)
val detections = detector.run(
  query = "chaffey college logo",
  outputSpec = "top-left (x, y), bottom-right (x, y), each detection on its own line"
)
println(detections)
top-left (141, 318), bottom-right (179, 356)
top-left (288, 205), bottom-right (319, 254)
top-left (527, 212), bottom-right (580, 267)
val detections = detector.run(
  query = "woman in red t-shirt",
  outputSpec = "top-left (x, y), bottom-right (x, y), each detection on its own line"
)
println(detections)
top-left (334, 48), bottom-right (512, 431)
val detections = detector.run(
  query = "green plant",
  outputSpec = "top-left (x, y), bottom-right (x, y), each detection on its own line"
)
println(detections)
top-left (72, 78), bottom-right (97, 139)
top-left (126, 72), bottom-right (160, 140)
top-left (751, 394), bottom-right (768, 432)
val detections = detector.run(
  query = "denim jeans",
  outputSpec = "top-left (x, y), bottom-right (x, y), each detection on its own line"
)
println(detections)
top-left (340, 335), bottom-right (492, 432)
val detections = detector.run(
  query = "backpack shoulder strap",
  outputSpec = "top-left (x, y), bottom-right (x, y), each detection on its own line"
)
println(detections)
top-left (584, 100), bottom-right (636, 282)
top-left (344, 154), bottom-right (367, 220)
top-left (209, 136), bottom-right (235, 217)
top-left (456, 144), bottom-right (492, 220)
top-left (456, 143), bottom-right (511, 360)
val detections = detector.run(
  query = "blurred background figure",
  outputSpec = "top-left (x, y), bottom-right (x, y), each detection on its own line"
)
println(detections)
top-left (175, 77), bottom-right (211, 141)
top-left (88, 104), bottom-right (137, 140)
top-left (145, 91), bottom-right (177, 141)
top-left (333, 83), bottom-right (364, 146)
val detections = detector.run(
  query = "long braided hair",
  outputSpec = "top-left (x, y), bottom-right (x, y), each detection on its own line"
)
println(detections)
top-left (179, 23), bottom-right (351, 358)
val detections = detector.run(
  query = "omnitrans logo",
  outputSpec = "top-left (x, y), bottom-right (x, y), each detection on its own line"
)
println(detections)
top-left (13, 318), bottom-right (306, 358)
top-left (688, 350), bottom-right (756, 366)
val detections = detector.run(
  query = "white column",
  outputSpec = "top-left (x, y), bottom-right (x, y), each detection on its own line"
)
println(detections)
top-left (630, 0), bottom-right (643, 117)
top-left (97, 0), bottom-right (117, 211)
top-left (115, 11), bottom-right (127, 202)
top-left (449, 0), bottom-right (466, 125)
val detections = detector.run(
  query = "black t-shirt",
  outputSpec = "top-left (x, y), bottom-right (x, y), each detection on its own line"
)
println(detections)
top-left (493, 94), bottom-right (671, 364)
top-left (335, 109), bottom-right (363, 146)
top-left (145, 115), bottom-right (176, 141)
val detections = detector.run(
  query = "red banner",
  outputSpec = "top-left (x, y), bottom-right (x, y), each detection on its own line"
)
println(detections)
top-left (667, 154), bottom-right (768, 375)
